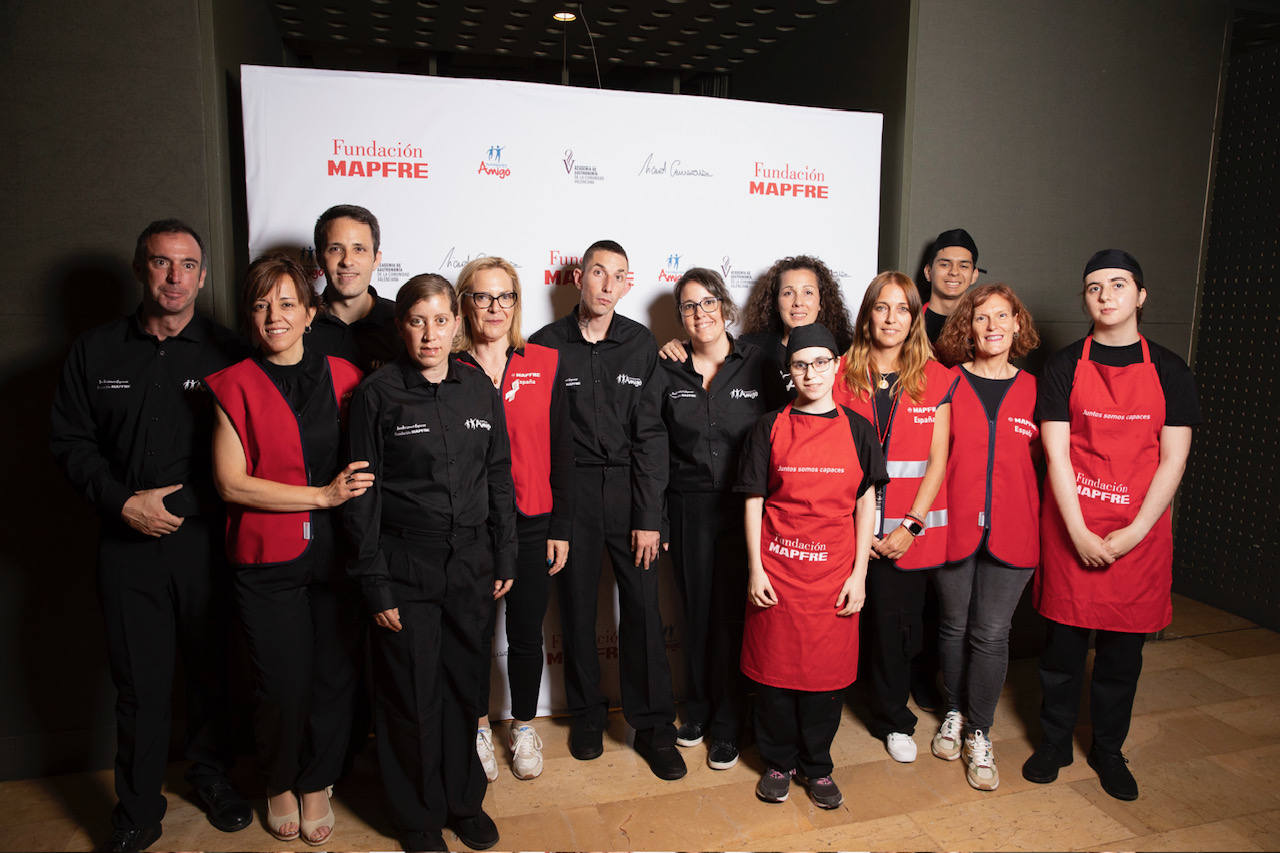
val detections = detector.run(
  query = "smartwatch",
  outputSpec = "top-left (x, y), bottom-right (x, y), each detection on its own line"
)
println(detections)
top-left (901, 517), bottom-right (925, 536)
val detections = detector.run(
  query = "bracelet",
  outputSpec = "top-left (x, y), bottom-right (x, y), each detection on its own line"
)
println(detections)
top-left (905, 511), bottom-right (924, 524)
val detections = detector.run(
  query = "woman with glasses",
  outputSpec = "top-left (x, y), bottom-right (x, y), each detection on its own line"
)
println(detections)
top-left (660, 255), bottom-right (854, 397)
top-left (833, 271), bottom-right (952, 765)
top-left (647, 268), bottom-right (784, 771)
top-left (736, 324), bottom-right (885, 808)
top-left (454, 257), bottom-right (573, 784)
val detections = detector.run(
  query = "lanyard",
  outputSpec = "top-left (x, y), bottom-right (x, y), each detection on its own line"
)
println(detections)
top-left (869, 369), bottom-right (899, 450)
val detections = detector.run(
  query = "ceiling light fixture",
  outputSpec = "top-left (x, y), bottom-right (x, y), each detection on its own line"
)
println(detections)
top-left (553, 11), bottom-right (576, 22)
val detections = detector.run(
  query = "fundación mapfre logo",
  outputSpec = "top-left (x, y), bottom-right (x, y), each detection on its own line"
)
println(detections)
top-left (748, 161), bottom-right (828, 199)
top-left (562, 149), bottom-right (604, 185)
top-left (478, 144), bottom-right (511, 179)
top-left (719, 256), bottom-right (757, 291)
top-left (657, 252), bottom-right (685, 285)
top-left (328, 138), bottom-right (429, 179)
top-left (543, 249), bottom-right (635, 287)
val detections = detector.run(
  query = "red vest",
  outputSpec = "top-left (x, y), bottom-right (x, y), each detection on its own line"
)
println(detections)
top-left (500, 344), bottom-right (559, 517)
top-left (945, 367), bottom-right (1040, 568)
top-left (835, 358), bottom-right (951, 570)
top-left (205, 355), bottom-right (362, 566)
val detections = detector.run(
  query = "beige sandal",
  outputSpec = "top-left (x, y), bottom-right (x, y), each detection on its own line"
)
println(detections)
top-left (266, 792), bottom-right (300, 842)
top-left (300, 785), bottom-right (335, 846)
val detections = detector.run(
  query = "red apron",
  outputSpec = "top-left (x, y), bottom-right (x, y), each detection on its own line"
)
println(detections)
top-left (1036, 336), bottom-right (1171, 632)
top-left (741, 404), bottom-right (865, 691)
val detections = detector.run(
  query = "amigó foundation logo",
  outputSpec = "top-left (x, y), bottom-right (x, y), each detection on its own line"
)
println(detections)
top-left (478, 144), bottom-right (511, 179)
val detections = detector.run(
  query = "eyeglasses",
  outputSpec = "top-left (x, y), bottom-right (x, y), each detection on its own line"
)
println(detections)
top-left (678, 296), bottom-right (722, 316)
top-left (469, 291), bottom-right (518, 309)
top-left (788, 356), bottom-right (836, 374)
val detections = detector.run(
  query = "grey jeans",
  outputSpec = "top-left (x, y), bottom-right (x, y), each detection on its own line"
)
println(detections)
top-left (934, 551), bottom-right (1032, 732)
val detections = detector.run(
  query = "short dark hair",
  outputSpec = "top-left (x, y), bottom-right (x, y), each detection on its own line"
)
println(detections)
top-left (674, 267), bottom-right (739, 326)
top-left (314, 204), bottom-right (381, 255)
top-left (240, 253), bottom-right (317, 331)
top-left (395, 273), bottom-right (457, 322)
top-left (132, 219), bottom-right (207, 279)
top-left (580, 239), bottom-right (628, 271)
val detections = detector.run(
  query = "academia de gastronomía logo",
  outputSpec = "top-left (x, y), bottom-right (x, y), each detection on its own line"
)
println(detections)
top-left (328, 138), bottom-right (429, 179)
top-left (749, 161), bottom-right (828, 198)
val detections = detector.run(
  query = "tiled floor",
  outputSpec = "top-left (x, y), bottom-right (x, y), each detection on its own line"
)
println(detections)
top-left (3, 593), bottom-right (1277, 852)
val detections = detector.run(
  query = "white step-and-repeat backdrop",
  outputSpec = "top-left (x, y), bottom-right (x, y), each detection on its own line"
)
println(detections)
top-left (242, 64), bottom-right (882, 719)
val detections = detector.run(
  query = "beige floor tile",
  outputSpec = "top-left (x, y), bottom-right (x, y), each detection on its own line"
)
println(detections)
top-left (1131, 665), bottom-right (1247, 715)
top-left (1224, 809), bottom-right (1280, 850)
top-left (596, 781), bottom-right (811, 849)
top-left (908, 784), bottom-right (1131, 851)
top-left (496, 802), bottom-right (625, 850)
top-left (1124, 707), bottom-right (1260, 766)
top-left (1165, 594), bottom-right (1256, 637)
top-left (753, 811), bottom-right (935, 850)
top-left (1140, 636), bottom-right (1234, 672)
top-left (1101, 818), bottom-right (1265, 852)
top-left (1196, 653), bottom-right (1280, 697)
top-left (1192, 627), bottom-right (1280, 659)
top-left (1209, 741), bottom-right (1280, 783)
top-left (0, 819), bottom-right (86, 852)
top-left (1200, 695), bottom-right (1280, 740)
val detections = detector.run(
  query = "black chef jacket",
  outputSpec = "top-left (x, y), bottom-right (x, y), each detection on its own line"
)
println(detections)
top-left (308, 286), bottom-right (401, 374)
top-left (528, 309), bottom-right (667, 530)
top-left (647, 335), bottom-right (787, 493)
top-left (344, 356), bottom-right (517, 614)
top-left (50, 310), bottom-right (246, 523)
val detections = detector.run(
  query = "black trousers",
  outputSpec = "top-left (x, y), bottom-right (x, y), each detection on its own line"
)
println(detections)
top-left (557, 465), bottom-right (675, 737)
top-left (97, 517), bottom-right (235, 830)
top-left (233, 532), bottom-right (361, 796)
top-left (1037, 618), bottom-right (1146, 755)
top-left (668, 490), bottom-right (748, 741)
top-left (372, 528), bottom-right (492, 836)
top-left (480, 514), bottom-right (553, 721)
top-left (753, 681), bottom-right (844, 778)
top-left (861, 558), bottom-right (931, 738)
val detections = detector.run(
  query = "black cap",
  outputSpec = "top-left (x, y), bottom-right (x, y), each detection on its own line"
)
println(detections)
top-left (786, 323), bottom-right (838, 359)
top-left (929, 228), bottom-right (986, 274)
top-left (1083, 249), bottom-right (1144, 285)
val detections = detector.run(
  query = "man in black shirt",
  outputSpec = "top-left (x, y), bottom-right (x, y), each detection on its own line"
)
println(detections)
top-left (49, 220), bottom-right (250, 853)
top-left (922, 228), bottom-right (984, 344)
top-left (308, 204), bottom-right (401, 372)
top-left (529, 240), bottom-right (684, 780)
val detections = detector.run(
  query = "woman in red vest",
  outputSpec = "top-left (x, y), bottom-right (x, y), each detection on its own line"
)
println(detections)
top-left (834, 271), bottom-right (952, 764)
top-left (453, 257), bottom-right (573, 784)
top-left (930, 284), bottom-right (1041, 791)
top-left (206, 255), bottom-right (370, 845)
top-left (1023, 250), bottom-right (1199, 802)
top-left (737, 323), bottom-right (885, 808)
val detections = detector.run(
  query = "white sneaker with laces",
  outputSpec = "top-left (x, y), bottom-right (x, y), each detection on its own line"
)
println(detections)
top-left (963, 729), bottom-right (999, 791)
top-left (931, 710), bottom-right (964, 761)
top-left (476, 727), bottom-right (499, 782)
top-left (885, 731), bottom-right (918, 763)
top-left (508, 724), bottom-right (544, 780)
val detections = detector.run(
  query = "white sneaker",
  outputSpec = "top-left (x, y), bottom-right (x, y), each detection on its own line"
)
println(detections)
top-left (963, 729), bottom-right (999, 791)
top-left (885, 731), bottom-right (918, 763)
top-left (508, 724), bottom-right (544, 780)
top-left (476, 727), bottom-right (499, 782)
top-left (931, 710), bottom-right (964, 761)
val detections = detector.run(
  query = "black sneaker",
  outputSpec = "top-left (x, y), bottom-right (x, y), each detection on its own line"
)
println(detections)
top-left (194, 779), bottom-right (252, 833)
top-left (1087, 749), bottom-right (1139, 801)
top-left (675, 721), bottom-right (705, 747)
top-left (1021, 742), bottom-right (1074, 784)
top-left (798, 773), bottom-right (844, 809)
top-left (447, 810), bottom-right (500, 850)
top-left (706, 739), bottom-right (739, 770)
top-left (108, 824), bottom-right (162, 853)
top-left (634, 730), bottom-right (687, 780)
top-left (569, 718), bottom-right (604, 761)
top-left (401, 829), bottom-right (448, 852)
top-left (755, 768), bottom-right (793, 803)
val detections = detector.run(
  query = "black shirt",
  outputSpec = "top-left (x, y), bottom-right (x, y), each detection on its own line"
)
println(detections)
top-left (308, 286), bottom-right (401, 374)
top-left (925, 308), bottom-right (948, 344)
top-left (942, 367), bottom-right (1016, 422)
top-left (343, 356), bottom-right (517, 613)
top-left (649, 336), bottom-right (787, 493)
top-left (738, 331), bottom-right (796, 400)
top-left (735, 407), bottom-right (889, 500)
top-left (529, 310), bottom-right (667, 530)
top-left (256, 347), bottom-right (343, 488)
top-left (1035, 337), bottom-right (1202, 426)
top-left (50, 310), bottom-right (246, 524)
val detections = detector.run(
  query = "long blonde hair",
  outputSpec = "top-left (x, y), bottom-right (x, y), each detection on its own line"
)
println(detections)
top-left (453, 256), bottom-right (525, 352)
top-left (841, 271), bottom-right (934, 402)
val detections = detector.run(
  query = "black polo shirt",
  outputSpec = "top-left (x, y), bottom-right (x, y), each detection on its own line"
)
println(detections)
top-left (50, 310), bottom-right (246, 523)
top-left (343, 356), bottom-right (517, 613)
top-left (309, 286), bottom-right (401, 374)
top-left (738, 331), bottom-right (796, 400)
top-left (649, 336), bottom-right (787, 493)
top-left (529, 309), bottom-right (667, 530)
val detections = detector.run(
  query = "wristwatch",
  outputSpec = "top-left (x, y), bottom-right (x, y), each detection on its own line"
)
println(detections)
top-left (901, 517), bottom-right (925, 536)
